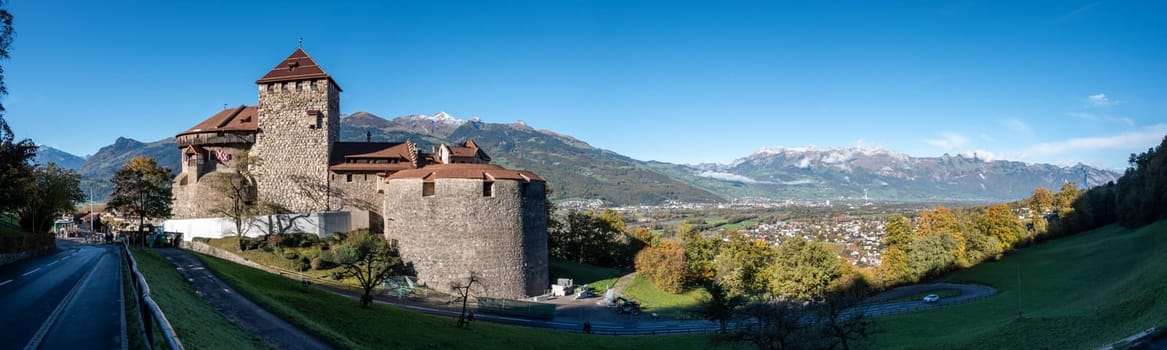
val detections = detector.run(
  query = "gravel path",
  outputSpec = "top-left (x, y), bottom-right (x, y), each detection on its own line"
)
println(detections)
top-left (153, 248), bottom-right (334, 350)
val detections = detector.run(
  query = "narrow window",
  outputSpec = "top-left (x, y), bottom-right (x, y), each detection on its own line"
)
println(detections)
top-left (266, 83), bottom-right (274, 93)
top-left (310, 80), bottom-right (317, 91)
top-left (483, 181), bottom-right (494, 197)
top-left (295, 81), bottom-right (302, 92)
top-left (422, 182), bottom-right (435, 197)
top-left (281, 82), bottom-right (288, 92)
top-left (346, 174), bottom-right (352, 182)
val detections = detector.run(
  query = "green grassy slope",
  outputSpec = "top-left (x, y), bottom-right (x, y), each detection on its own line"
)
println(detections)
top-left (870, 221), bottom-right (1167, 349)
top-left (129, 247), bottom-right (267, 350)
top-left (198, 253), bottom-right (717, 350)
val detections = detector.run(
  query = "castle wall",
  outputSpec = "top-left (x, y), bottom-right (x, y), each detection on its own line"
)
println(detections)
top-left (172, 146), bottom-right (250, 219)
top-left (251, 78), bottom-right (339, 213)
top-left (384, 178), bottom-right (548, 299)
top-left (328, 172), bottom-right (386, 232)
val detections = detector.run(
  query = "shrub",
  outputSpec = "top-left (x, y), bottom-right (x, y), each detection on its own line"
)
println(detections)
top-left (310, 257), bottom-right (333, 270)
top-left (634, 240), bottom-right (686, 294)
top-left (291, 259), bottom-right (309, 272)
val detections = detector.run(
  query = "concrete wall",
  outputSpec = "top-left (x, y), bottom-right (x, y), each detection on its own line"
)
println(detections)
top-left (163, 211), bottom-right (352, 239)
top-left (251, 78), bottom-right (339, 213)
top-left (384, 178), bottom-right (548, 299)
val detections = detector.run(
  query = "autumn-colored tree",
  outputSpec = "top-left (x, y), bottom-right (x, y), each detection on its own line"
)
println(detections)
top-left (917, 206), bottom-right (967, 265)
top-left (634, 240), bottom-right (686, 293)
top-left (882, 215), bottom-right (912, 248)
top-left (630, 226), bottom-right (660, 247)
top-left (769, 237), bottom-right (843, 301)
top-left (1054, 182), bottom-right (1081, 219)
top-left (876, 246), bottom-right (910, 286)
top-left (976, 204), bottom-right (1025, 251)
top-left (714, 232), bottom-right (776, 296)
top-left (107, 156), bottom-right (173, 244)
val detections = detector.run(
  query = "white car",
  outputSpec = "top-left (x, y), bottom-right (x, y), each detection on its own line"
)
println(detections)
top-left (922, 294), bottom-right (940, 303)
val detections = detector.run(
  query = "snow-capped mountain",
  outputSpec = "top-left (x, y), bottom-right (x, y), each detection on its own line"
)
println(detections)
top-left (672, 146), bottom-right (1121, 202)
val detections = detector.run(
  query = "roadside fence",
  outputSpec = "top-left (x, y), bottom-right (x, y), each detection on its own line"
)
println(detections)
top-left (122, 241), bottom-right (184, 350)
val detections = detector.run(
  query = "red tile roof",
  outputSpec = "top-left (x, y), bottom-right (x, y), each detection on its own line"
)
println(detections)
top-left (177, 105), bottom-right (258, 136)
top-left (331, 142), bottom-right (411, 165)
top-left (387, 163), bottom-right (544, 182)
top-left (255, 48), bottom-right (342, 91)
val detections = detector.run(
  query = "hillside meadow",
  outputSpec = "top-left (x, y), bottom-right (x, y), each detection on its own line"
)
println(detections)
top-left (868, 220), bottom-right (1167, 349)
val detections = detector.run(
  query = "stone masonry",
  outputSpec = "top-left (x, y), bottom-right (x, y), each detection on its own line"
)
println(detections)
top-left (384, 177), bottom-right (549, 299)
top-left (251, 78), bottom-right (340, 213)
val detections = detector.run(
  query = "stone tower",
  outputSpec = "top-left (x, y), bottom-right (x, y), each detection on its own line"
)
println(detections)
top-left (251, 48), bottom-right (341, 212)
top-left (383, 164), bottom-right (549, 299)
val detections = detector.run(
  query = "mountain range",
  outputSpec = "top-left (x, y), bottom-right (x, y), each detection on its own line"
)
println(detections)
top-left (36, 112), bottom-right (1121, 206)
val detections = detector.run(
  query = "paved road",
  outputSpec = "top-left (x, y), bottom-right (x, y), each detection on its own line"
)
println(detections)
top-left (153, 248), bottom-right (333, 350)
top-left (0, 239), bottom-right (125, 350)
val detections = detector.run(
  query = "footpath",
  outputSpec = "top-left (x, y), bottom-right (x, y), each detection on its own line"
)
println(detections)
top-left (153, 248), bottom-right (334, 350)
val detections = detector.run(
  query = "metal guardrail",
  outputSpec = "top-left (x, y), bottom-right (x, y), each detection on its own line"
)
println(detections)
top-left (122, 241), bottom-right (185, 350)
top-left (859, 293), bottom-right (994, 318)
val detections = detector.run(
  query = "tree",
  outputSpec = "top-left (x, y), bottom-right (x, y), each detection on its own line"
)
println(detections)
top-left (882, 215), bottom-right (912, 248)
top-left (769, 237), bottom-right (843, 301)
top-left (904, 232), bottom-right (958, 282)
top-left (976, 204), bottom-right (1024, 251)
top-left (877, 215), bottom-right (914, 286)
top-left (18, 163), bottom-right (84, 233)
top-left (816, 277), bottom-right (877, 350)
top-left (700, 281), bottom-right (745, 334)
top-left (634, 240), bottom-right (686, 293)
top-left (205, 154), bottom-right (268, 251)
top-left (728, 295), bottom-right (810, 350)
top-left (1031, 187), bottom-right (1054, 214)
top-left (714, 232), bottom-right (775, 297)
top-left (451, 272), bottom-right (483, 328)
top-left (328, 230), bottom-right (402, 307)
top-left (917, 206), bottom-right (966, 265)
top-left (0, 0), bottom-right (33, 215)
top-left (549, 210), bottom-right (642, 268)
top-left (683, 225), bottom-right (720, 285)
top-left (107, 156), bottom-right (173, 245)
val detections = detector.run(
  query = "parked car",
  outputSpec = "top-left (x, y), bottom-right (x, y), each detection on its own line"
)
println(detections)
top-left (923, 294), bottom-right (940, 303)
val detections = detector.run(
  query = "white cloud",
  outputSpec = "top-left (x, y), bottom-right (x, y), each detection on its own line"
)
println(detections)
top-left (924, 132), bottom-right (969, 150)
top-left (1086, 93), bottom-right (1122, 107)
top-left (1023, 124), bottom-right (1167, 158)
top-left (696, 171), bottom-right (773, 184)
top-left (1068, 112), bottom-right (1136, 127)
top-left (1003, 118), bottom-right (1034, 138)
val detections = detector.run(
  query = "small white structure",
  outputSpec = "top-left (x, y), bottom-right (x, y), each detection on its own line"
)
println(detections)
top-left (163, 211), bottom-right (352, 239)
top-left (551, 278), bottom-right (575, 296)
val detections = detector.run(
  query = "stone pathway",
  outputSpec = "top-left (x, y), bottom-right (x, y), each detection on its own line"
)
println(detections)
top-left (153, 248), bottom-right (334, 350)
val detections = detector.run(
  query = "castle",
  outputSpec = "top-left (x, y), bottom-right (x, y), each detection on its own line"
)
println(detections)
top-left (170, 48), bottom-right (549, 299)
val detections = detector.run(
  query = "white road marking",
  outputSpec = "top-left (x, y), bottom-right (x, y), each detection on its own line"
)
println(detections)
top-left (0, 280), bottom-right (11, 287)
top-left (22, 268), bottom-right (41, 276)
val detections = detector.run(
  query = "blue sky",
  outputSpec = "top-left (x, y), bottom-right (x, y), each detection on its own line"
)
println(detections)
top-left (5, 1), bottom-right (1165, 170)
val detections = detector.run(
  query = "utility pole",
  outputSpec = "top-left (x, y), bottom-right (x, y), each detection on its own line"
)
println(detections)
top-left (1017, 260), bottom-right (1022, 319)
